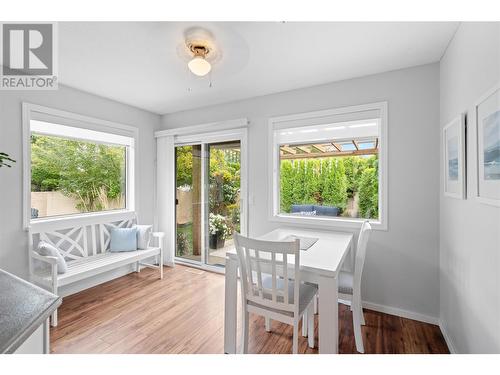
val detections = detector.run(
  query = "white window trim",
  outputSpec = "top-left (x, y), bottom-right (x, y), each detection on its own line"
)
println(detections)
top-left (268, 101), bottom-right (388, 231)
top-left (22, 102), bottom-right (138, 230)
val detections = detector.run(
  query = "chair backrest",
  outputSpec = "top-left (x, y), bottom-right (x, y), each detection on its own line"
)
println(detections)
top-left (353, 220), bottom-right (372, 292)
top-left (234, 232), bottom-right (300, 317)
top-left (29, 212), bottom-right (137, 262)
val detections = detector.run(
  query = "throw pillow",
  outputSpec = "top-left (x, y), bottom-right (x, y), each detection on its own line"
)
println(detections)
top-left (37, 241), bottom-right (68, 274)
top-left (134, 225), bottom-right (153, 250)
top-left (109, 227), bottom-right (138, 252)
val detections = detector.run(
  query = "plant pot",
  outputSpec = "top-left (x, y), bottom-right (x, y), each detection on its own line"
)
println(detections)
top-left (217, 236), bottom-right (225, 249)
top-left (209, 233), bottom-right (226, 249)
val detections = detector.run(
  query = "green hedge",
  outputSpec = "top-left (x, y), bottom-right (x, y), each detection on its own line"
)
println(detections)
top-left (358, 167), bottom-right (378, 218)
top-left (280, 155), bottom-right (378, 219)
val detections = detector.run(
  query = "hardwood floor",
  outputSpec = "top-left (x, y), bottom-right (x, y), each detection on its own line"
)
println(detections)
top-left (50, 265), bottom-right (449, 354)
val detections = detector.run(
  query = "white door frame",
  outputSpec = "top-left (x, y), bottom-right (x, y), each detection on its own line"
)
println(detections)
top-left (172, 127), bottom-right (248, 273)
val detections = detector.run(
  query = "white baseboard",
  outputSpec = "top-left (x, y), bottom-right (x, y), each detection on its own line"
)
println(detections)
top-left (361, 301), bottom-right (440, 325)
top-left (339, 298), bottom-right (439, 325)
top-left (439, 320), bottom-right (457, 354)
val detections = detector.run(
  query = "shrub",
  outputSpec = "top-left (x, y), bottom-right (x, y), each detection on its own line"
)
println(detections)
top-left (322, 159), bottom-right (348, 212)
top-left (30, 135), bottom-right (125, 212)
top-left (209, 213), bottom-right (232, 240)
top-left (358, 167), bottom-right (378, 219)
top-left (279, 155), bottom-right (378, 217)
top-left (280, 160), bottom-right (294, 212)
top-left (176, 232), bottom-right (189, 257)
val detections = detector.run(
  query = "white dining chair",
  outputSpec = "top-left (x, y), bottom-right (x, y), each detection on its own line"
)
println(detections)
top-left (234, 232), bottom-right (317, 354)
top-left (306, 220), bottom-right (372, 353)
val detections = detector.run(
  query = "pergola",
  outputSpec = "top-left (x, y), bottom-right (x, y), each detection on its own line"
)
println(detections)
top-left (280, 137), bottom-right (379, 160)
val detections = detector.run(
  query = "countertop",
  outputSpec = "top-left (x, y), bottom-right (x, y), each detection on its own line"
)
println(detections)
top-left (0, 269), bottom-right (61, 353)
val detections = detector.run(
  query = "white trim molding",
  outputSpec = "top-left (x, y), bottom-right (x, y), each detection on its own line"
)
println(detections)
top-left (439, 320), bottom-right (458, 354)
top-left (338, 298), bottom-right (439, 326)
top-left (268, 101), bottom-right (388, 231)
top-left (361, 300), bottom-right (439, 325)
top-left (22, 102), bottom-right (138, 229)
top-left (155, 118), bottom-right (248, 138)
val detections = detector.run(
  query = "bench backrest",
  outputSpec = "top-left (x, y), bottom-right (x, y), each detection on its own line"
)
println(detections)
top-left (29, 212), bottom-right (137, 262)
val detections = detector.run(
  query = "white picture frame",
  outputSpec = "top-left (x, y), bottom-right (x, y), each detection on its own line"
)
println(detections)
top-left (443, 114), bottom-right (466, 199)
top-left (475, 83), bottom-right (500, 207)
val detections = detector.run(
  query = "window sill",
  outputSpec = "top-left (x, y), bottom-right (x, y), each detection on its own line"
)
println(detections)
top-left (270, 213), bottom-right (387, 231)
top-left (27, 210), bottom-right (137, 231)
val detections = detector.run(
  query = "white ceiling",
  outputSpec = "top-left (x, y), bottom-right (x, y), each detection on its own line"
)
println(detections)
top-left (58, 22), bottom-right (459, 114)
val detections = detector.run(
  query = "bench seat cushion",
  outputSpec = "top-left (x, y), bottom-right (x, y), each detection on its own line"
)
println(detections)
top-left (34, 247), bottom-right (160, 286)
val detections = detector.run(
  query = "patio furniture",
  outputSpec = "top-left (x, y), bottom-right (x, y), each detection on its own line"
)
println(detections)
top-left (290, 204), bottom-right (339, 217)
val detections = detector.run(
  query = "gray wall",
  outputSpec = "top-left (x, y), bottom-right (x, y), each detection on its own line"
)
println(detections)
top-left (439, 23), bottom-right (500, 353)
top-left (162, 63), bottom-right (441, 320)
top-left (0, 85), bottom-right (161, 284)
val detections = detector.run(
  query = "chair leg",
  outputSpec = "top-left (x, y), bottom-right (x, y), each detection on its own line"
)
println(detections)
top-left (301, 314), bottom-right (307, 337)
top-left (352, 301), bottom-right (365, 353)
top-left (358, 297), bottom-right (366, 326)
top-left (359, 305), bottom-right (365, 326)
top-left (307, 303), bottom-right (315, 348)
top-left (159, 249), bottom-right (164, 279)
top-left (136, 261), bottom-right (140, 273)
top-left (242, 311), bottom-right (249, 354)
top-left (292, 323), bottom-right (299, 354)
top-left (265, 317), bottom-right (271, 332)
top-left (313, 294), bottom-right (318, 314)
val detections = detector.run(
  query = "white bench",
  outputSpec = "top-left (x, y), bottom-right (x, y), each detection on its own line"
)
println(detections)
top-left (28, 212), bottom-right (164, 327)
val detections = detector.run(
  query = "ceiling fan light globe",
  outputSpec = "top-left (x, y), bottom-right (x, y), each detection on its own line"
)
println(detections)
top-left (188, 56), bottom-right (211, 77)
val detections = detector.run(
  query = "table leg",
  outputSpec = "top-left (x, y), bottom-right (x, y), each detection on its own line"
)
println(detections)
top-left (224, 257), bottom-right (238, 354)
top-left (319, 275), bottom-right (338, 354)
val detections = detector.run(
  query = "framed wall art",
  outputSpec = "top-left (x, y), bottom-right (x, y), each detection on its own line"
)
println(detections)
top-left (443, 113), bottom-right (466, 199)
top-left (475, 83), bottom-right (500, 207)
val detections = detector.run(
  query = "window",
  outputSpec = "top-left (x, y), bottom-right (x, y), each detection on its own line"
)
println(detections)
top-left (23, 104), bottom-right (136, 226)
top-left (269, 102), bottom-right (387, 229)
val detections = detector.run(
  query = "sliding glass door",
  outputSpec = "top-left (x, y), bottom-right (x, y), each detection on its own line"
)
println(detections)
top-left (206, 141), bottom-right (241, 267)
top-left (175, 138), bottom-right (243, 268)
top-left (175, 145), bottom-right (202, 262)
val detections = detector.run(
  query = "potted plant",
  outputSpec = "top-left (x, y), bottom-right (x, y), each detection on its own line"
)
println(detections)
top-left (209, 213), bottom-right (231, 249)
top-left (0, 152), bottom-right (15, 168)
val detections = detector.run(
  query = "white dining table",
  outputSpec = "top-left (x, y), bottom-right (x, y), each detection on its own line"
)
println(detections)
top-left (224, 227), bottom-right (353, 354)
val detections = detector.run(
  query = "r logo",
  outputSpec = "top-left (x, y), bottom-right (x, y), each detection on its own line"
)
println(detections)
top-left (2, 24), bottom-right (53, 76)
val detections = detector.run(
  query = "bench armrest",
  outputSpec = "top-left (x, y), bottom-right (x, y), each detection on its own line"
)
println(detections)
top-left (31, 251), bottom-right (58, 265)
top-left (30, 251), bottom-right (58, 292)
top-left (152, 232), bottom-right (165, 239)
top-left (152, 232), bottom-right (165, 252)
